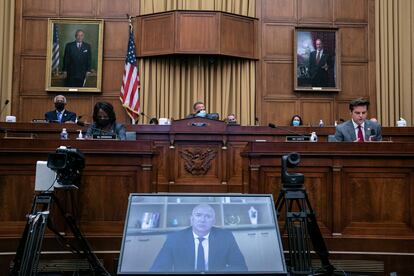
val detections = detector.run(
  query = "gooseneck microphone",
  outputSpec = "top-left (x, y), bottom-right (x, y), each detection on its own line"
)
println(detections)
top-left (0, 99), bottom-right (10, 118)
top-left (140, 112), bottom-right (158, 124)
top-left (268, 123), bottom-right (308, 137)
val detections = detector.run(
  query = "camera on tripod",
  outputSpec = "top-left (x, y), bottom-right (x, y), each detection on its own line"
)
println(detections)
top-left (281, 152), bottom-right (304, 188)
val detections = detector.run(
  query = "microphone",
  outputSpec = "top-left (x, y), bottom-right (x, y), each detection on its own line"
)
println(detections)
top-left (268, 123), bottom-right (310, 140)
top-left (0, 99), bottom-right (10, 118)
top-left (140, 112), bottom-right (158, 124)
top-left (76, 121), bottom-right (116, 136)
top-left (367, 128), bottom-right (376, 141)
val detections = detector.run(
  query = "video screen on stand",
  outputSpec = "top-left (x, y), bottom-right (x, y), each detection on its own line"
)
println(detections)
top-left (118, 193), bottom-right (287, 275)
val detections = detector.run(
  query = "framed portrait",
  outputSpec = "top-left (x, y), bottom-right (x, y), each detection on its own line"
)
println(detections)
top-left (294, 28), bottom-right (341, 92)
top-left (45, 18), bottom-right (104, 92)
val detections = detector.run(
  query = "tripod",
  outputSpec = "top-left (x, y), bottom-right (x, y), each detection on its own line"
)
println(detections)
top-left (275, 185), bottom-right (335, 275)
top-left (10, 192), bottom-right (110, 276)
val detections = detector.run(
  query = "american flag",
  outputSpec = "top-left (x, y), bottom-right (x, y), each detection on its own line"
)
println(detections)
top-left (120, 24), bottom-right (140, 120)
top-left (52, 24), bottom-right (59, 74)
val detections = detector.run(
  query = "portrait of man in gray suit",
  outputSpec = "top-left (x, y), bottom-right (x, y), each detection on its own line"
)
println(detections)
top-left (335, 98), bottom-right (382, 142)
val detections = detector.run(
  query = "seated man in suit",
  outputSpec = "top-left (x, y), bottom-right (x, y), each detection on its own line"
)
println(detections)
top-left (44, 95), bottom-right (77, 123)
top-left (186, 101), bottom-right (219, 120)
top-left (150, 204), bottom-right (247, 272)
top-left (335, 98), bottom-right (382, 142)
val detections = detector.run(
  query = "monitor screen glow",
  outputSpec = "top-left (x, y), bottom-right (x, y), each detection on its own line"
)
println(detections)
top-left (118, 194), bottom-right (287, 275)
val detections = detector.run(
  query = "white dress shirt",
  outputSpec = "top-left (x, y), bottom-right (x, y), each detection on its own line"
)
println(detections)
top-left (352, 120), bottom-right (365, 141)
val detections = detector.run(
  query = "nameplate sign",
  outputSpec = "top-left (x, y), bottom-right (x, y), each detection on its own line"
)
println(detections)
top-left (286, 135), bottom-right (311, 142)
top-left (93, 134), bottom-right (116, 140)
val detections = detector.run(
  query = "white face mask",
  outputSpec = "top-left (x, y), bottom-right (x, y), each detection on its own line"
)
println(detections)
top-left (196, 110), bottom-right (207, 117)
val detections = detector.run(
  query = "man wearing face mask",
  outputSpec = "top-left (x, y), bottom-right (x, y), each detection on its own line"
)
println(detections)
top-left (186, 101), bottom-right (219, 120)
top-left (45, 95), bottom-right (77, 123)
top-left (85, 101), bottom-right (126, 140)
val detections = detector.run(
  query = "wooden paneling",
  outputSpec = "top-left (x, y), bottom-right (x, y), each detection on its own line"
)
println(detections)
top-left (262, 0), bottom-right (297, 22)
top-left (101, 59), bottom-right (124, 92)
top-left (334, 0), bottom-right (368, 22)
top-left (262, 100), bottom-right (297, 125)
top-left (22, 19), bottom-right (47, 55)
top-left (19, 96), bottom-right (52, 122)
top-left (98, 0), bottom-right (131, 18)
top-left (298, 0), bottom-right (333, 23)
top-left (341, 64), bottom-right (369, 98)
top-left (301, 101), bottom-right (333, 125)
top-left (220, 14), bottom-right (257, 58)
top-left (60, 0), bottom-right (96, 17)
top-left (262, 24), bottom-right (293, 59)
top-left (176, 12), bottom-right (219, 53)
top-left (139, 13), bottom-right (175, 56)
top-left (20, 57), bottom-right (46, 94)
top-left (263, 62), bottom-right (293, 97)
top-left (104, 21), bottom-right (129, 57)
top-left (341, 27), bottom-right (368, 62)
top-left (22, 0), bottom-right (58, 17)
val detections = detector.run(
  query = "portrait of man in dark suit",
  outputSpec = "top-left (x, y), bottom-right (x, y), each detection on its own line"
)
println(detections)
top-left (150, 204), bottom-right (247, 272)
top-left (308, 39), bottom-right (333, 87)
top-left (62, 29), bottom-right (92, 87)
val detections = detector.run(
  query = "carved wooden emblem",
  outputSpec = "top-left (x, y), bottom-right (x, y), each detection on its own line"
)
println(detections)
top-left (179, 148), bottom-right (217, 175)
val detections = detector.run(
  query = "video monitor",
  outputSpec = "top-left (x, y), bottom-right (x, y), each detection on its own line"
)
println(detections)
top-left (118, 194), bottom-right (287, 275)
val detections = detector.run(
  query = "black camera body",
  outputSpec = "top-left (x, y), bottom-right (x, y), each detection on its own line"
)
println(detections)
top-left (281, 152), bottom-right (304, 188)
top-left (47, 147), bottom-right (85, 188)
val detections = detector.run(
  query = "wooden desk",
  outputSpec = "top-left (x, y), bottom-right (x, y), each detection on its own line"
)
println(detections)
top-left (242, 141), bottom-right (414, 273)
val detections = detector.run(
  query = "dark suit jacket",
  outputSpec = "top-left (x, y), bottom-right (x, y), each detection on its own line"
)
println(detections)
top-left (44, 110), bottom-right (77, 123)
top-left (62, 41), bottom-right (92, 87)
top-left (334, 119), bottom-right (382, 142)
top-left (150, 227), bottom-right (247, 272)
top-left (308, 50), bottom-right (332, 87)
top-left (85, 122), bottom-right (126, 140)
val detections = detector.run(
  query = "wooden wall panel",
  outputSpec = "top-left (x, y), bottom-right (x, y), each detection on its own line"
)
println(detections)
top-left (261, 101), bottom-right (297, 125)
top-left (334, 0), bottom-right (368, 22)
top-left (22, 0), bottom-right (58, 17)
top-left (19, 96), bottom-right (52, 122)
top-left (263, 62), bottom-right (293, 97)
top-left (176, 13), bottom-right (219, 53)
top-left (262, 25), bottom-right (293, 59)
top-left (101, 59), bottom-right (124, 92)
top-left (298, 0), bottom-right (333, 23)
top-left (262, 0), bottom-right (297, 22)
top-left (60, 0), bottom-right (96, 17)
top-left (342, 169), bottom-right (413, 235)
top-left (139, 13), bottom-right (175, 56)
top-left (301, 101), bottom-right (333, 125)
top-left (20, 57), bottom-right (46, 94)
top-left (98, 0), bottom-right (131, 18)
top-left (341, 64), bottom-right (369, 98)
top-left (22, 19), bottom-right (47, 55)
top-left (341, 27), bottom-right (367, 62)
top-left (336, 101), bottom-right (351, 121)
top-left (104, 21), bottom-right (129, 57)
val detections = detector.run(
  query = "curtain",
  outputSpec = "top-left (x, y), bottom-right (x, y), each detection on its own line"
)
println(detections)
top-left (137, 0), bottom-right (256, 125)
top-left (376, 0), bottom-right (414, 126)
top-left (0, 0), bottom-right (14, 120)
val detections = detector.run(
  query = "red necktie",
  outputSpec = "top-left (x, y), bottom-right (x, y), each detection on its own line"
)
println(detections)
top-left (357, 125), bottom-right (364, 142)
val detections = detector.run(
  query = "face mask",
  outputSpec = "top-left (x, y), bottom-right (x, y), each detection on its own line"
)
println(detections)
top-left (97, 118), bottom-right (110, 127)
top-left (55, 102), bottom-right (65, 111)
top-left (196, 110), bottom-right (207, 117)
top-left (292, 120), bottom-right (300, 126)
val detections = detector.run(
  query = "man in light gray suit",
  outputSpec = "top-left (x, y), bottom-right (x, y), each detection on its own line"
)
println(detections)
top-left (335, 98), bottom-right (382, 142)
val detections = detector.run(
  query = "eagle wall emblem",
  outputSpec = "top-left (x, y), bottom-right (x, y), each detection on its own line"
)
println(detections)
top-left (179, 148), bottom-right (217, 175)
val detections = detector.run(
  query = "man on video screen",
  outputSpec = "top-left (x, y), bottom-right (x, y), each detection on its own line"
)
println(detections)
top-left (150, 204), bottom-right (247, 272)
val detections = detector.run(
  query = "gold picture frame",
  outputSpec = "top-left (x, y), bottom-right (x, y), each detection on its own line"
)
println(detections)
top-left (45, 18), bottom-right (104, 92)
top-left (294, 28), bottom-right (341, 92)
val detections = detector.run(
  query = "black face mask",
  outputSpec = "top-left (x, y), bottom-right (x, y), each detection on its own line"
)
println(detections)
top-left (55, 102), bottom-right (65, 111)
top-left (96, 118), bottom-right (110, 127)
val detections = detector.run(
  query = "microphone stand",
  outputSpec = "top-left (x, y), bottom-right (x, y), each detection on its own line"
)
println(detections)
top-left (140, 112), bottom-right (158, 124)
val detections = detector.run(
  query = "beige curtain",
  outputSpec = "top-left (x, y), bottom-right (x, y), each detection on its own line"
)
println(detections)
top-left (376, 0), bottom-right (414, 126)
top-left (0, 0), bottom-right (14, 121)
top-left (137, 0), bottom-right (256, 125)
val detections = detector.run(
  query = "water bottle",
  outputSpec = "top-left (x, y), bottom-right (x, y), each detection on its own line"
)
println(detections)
top-left (310, 131), bottom-right (318, 142)
top-left (319, 120), bottom-right (324, 127)
top-left (60, 128), bottom-right (68, 140)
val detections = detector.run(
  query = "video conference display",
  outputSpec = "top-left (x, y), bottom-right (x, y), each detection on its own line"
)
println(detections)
top-left (118, 194), bottom-right (287, 275)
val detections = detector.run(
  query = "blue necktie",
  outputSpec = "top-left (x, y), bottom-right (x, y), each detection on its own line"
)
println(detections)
top-left (57, 112), bottom-right (62, 123)
top-left (197, 237), bottom-right (205, 271)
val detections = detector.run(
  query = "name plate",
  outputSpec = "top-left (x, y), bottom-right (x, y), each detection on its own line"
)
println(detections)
top-left (93, 134), bottom-right (116, 140)
top-left (32, 119), bottom-right (48, 123)
top-left (286, 135), bottom-right (311, 142)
